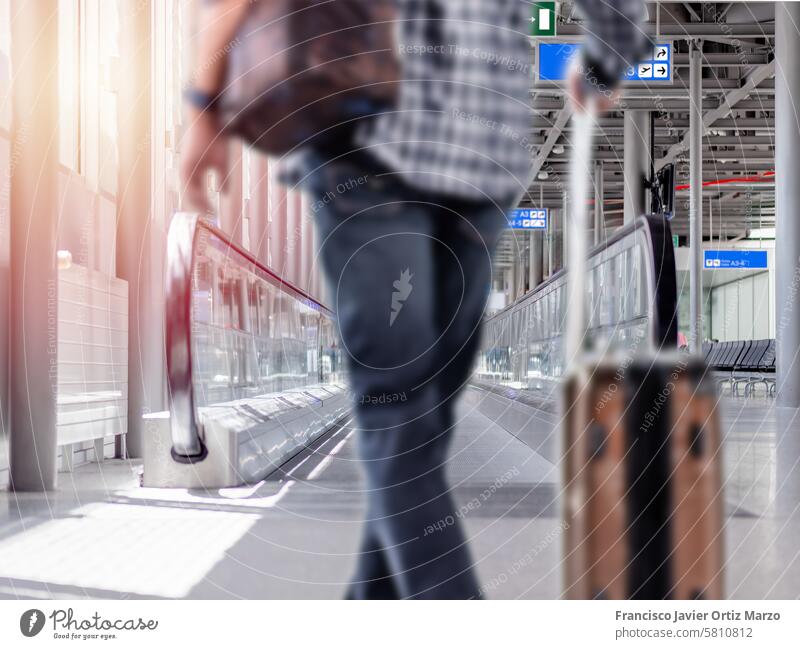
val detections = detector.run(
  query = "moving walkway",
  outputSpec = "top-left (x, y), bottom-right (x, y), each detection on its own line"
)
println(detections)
top-left (143, 214), bottom-right (348, 488)
top-left (145, 214), bottom-right (677, 487)
top-left (476, 215), bottom-right (678, 392)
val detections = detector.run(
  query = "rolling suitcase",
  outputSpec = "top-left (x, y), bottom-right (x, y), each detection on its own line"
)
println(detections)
top-left (560, 101), bottom-right (724, 599)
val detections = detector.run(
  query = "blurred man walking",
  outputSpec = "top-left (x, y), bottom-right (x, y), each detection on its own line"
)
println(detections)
top-left (181, 0), bottom-right (649, 599)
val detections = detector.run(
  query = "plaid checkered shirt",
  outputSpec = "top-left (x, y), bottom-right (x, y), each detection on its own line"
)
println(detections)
top-left (357, 0), bottom-right (648, 203)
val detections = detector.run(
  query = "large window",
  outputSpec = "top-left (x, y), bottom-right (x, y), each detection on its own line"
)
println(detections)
top-left (58, 0), bottom-right (120, 193)
top-left (0, 0), bottom-right (10, 131)
top-left (98, 0), bottom-right (120, 195)
top-left (59, 0), bottom-right (81, 170)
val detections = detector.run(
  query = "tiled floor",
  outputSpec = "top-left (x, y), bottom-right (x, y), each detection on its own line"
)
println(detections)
top-left (0, 392), bottom-right (797, 599)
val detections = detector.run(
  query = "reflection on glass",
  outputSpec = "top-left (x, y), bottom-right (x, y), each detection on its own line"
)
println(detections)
top-left (0, 0), bottom-right (10, 130)
top-left (478, 225), bottom-right (654, 387)
top-left (99, 0), bottom-right (120, 194)
top-left (190, 223), bottom-right (342, 409)
top-left (58, 0), bottom-right (80, 170)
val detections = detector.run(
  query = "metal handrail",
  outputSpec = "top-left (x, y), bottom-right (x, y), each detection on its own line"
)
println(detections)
top-left (165, 212), bottom-right (334, 463)
top-left (484, 215), bottom-right (678, 351)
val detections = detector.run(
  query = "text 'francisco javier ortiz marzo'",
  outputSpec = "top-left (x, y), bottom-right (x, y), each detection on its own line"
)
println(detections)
top-left (616, 609), bottom-right (781, 623)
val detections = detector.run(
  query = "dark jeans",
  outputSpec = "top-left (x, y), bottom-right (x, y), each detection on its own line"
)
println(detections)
top-left (301, 151), bottom-right (509, 599)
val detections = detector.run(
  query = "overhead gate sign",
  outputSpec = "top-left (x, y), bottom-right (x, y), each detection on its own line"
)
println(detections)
top-left (537, 42), bottom-right (672, 83)
top-left (703, 250), bottom-right (768, 269)
top-left (508, 208), bottom-right (548, 230)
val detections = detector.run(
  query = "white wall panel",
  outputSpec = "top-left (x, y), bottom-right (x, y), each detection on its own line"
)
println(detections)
top-left (753, 272), bottom-right (770, 339)
top-left (710, 271), bottom-right (771, 342)
top-left (739, 275), bottom-right (754, 340)
top-left (57, 264), bottom-right (128, 461)
top-left (711, 285), bottom-right (724, 341)
top-left (724, 283), bottom-right (739, 341)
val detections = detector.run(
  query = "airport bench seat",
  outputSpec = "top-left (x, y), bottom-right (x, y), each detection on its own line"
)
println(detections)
top-left (706, 338), bottom-right (776, 397)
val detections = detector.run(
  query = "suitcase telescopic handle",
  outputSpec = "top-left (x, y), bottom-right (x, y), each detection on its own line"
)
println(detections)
top-left (565, 95), bottom-right (598, 366)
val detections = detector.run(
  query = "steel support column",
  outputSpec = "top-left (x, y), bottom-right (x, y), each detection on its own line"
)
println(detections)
top-left (594, 160), bottom-right (604, 245)
top-left (8, 0), bottom-right (59, 490)
top-left (529, 231), bottom-right (543, 289)
top-left (269, 169), bottom-right (287, 274)
top-left (290, 192), bottom-right (304, 287)
top-left (624, 110), bottom-right (651, 224)
top-left (298, 194), bottom-right (310, 292)
top-left (775, 4), bottom-right (800, 407)
top-left (562, 193), bottom-right (568, 266)
top-left (509, 234), bottom-right (518, 302)
top-left (689, 40), bottom-right (704, 353)
top-left (248, 155), bottom-right (270, 266)
top-left (117, 0), bottom-right (166, 457)
top-left (285, 189), bottom-right (298, 285)
top-left (219, 140), bottom-right (244, 246)
top-left (546, 210), bottom-right (554, 277)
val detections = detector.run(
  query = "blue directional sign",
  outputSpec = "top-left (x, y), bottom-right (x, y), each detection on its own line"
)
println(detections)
top-left (538, 42), bottom-right (672, 82)
top-left (703, 250), bottom-right (768, 270)
top-left (508, 208), bottom-right (547, 230)
top-left (626, 44), bottom-right (672, 81)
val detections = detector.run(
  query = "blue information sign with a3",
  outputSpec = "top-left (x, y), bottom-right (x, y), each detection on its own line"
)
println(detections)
top-left (508, 208), bottom-right (547, 230)
top-left (703, 250), bottom-right (768, 269)
top-left (538, 42), bottom-right (672, 82)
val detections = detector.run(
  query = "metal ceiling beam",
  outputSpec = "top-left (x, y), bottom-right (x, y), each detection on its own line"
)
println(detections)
top-left (550, 23), bottom-right (775, 38)
top-left (537, 149), bottom-right (773, 163)
top-left (700, 37), bottom-right (772, 51)
top-left (530, 103), bottom-right (573, 182)
top-left (655, 60), bottom-right (776, 170)
top-left (532, 117), bottom-right (774, 130)
top-left (521, 180), bottom-right (775, 190)
top-left (572, 153), bottom-right (772, 165)
top-left (535, 78), bottom-right (774, 93)
top-left (537, 159), bottom-right (774, 168)
top-left (716, 187), bottom-right (775, 203)
top-left (682, 2), bottom-right (702, 22)
top-left (532, 98), bottom-right (775, 111)
top-left (673, 53), bottom-right (771, 66)
top-left (535, 135), bottom-right (775, 147)
top-left (643, 1), bottom-right (733, 4)
top-left (716, 3), bottom-right (735, 21)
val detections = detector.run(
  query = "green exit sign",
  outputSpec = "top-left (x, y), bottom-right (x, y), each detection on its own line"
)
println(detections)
top-left (672, 235), bottom-right (680, 248)
top-left (531, 2), bottom-right (557, 37)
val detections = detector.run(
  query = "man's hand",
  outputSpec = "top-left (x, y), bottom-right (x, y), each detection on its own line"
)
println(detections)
top-left (567, 64), bottom-right (620, 114)
top-left (180, 0), bottom-right (250, 213)
top-left (180, 108), bottom-right (229, 214)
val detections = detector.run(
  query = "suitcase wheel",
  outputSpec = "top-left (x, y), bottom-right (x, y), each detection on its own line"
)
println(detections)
top-left (689, 423), bottom-right (705, 457)
top-left (589, 422), bottom-right (606, 460)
